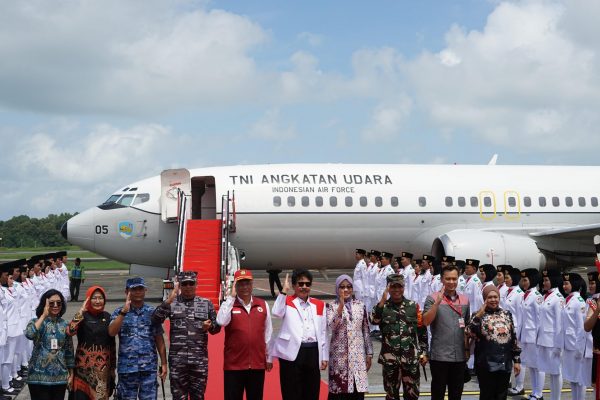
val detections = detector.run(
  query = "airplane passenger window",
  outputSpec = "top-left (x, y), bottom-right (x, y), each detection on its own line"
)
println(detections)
top-left (483, 197), bottom-right (491, 207)
top-left (508, 197), bottom-right (516, 207)
top-left (301, 196), bottom-right (309, 207)
top-left (287, 196), bottom-right (295, 207)
top-left (345, 197), bottom-right (353, 207)
top-left (132, 193), bottom-right (150, 205)
top-left (539, 197), bottom-right (547, 207)
top-left (592, 197), bottom-right (599, 207)
top-left (103, 194), bottom-right (121, 205)
top-left (579, 197), bottom-right (586, 207)
top-left (315, 196), bottom-right (323, 207)
top-left (524, 197), bottom-right (531, 207)
top-left (375, 197), bottom-right (382, 207)
top-left (330, 196), bottom-right (338, 207)
top-left (360, 197), bottom-right (368, 207)
top-left (117, 194), bottom-right (135, 206)
top-left (419, 197), bottom-right (427, 207)
top-left (445, 197), bottom-right (453, 207)
top-left (273, 196), bottom-right (281, 207)
top-left (458, 197), bottom-right (466, 207)
top-left (470, 197), bottom-right (478, 207)
top-left (565, 197), bottom-right (573, 207)
top-left (552, 197), bottom-right (560, 207)
top-left (391, 197), bottom-right (398, 207)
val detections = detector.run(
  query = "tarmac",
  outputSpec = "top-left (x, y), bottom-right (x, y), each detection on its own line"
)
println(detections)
top-left (14, 269), bottom-right (597, 399)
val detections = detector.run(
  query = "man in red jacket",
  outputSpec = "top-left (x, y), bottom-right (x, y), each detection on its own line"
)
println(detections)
top-left (216, 269), bottom-right (273, 400)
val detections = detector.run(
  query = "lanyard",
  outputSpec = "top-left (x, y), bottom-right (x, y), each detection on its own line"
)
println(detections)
top-left (443, 294), bottom-right (463, 316)
top-left (566, 294), bottom-right (573, 305)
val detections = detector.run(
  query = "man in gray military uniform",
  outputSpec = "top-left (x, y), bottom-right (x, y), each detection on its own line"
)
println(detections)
top-left (152, 271), bottom-right (220, 400)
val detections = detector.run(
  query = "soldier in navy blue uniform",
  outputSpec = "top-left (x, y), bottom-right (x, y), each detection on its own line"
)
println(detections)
top-left (108, 277), bottom-right (167, 400)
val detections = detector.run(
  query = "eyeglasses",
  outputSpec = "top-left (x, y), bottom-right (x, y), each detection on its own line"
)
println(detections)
top-left (91, 297), bottom-right (104, 301)
top-left (181, 281), bottom-right (195, 287)
top-left (49, 301), bottom-right (62, 307)
top-left (339, 285), bottom-right (353, 290)
top-left (297, 281), bottom-right (312, 287)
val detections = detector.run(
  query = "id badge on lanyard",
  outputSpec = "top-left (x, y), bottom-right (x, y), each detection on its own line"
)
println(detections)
top-left (51, 338), bottom-right (58, 350)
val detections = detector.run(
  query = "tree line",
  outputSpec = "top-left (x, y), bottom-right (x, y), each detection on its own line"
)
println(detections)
top-left (0, 213), bottom-right (76, 248)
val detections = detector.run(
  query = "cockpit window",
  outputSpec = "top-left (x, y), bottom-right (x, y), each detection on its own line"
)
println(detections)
top-left (103, 194), bottom-right (121, 205)
top-left (132, 193), bottom-right (150, 205)
top-left (117, 194), bottom-right (135, 206)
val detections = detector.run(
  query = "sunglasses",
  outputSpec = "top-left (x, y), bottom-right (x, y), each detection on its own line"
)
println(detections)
top-left (339, 285), bottom-right (353, 290)
top-left (181, 281), bottom-right (195, 287)
top-left (296, 281), bottom-right (312, 287)
top-left (49, 301), bottom-right (62, 307)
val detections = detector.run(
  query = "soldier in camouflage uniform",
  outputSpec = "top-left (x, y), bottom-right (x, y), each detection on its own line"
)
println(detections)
top-left (152, 271), bottom-right (220, 400)
top-left (371, 274), bottom-right (428, 400)
top-left (108, 277), bottom-right (167, 400)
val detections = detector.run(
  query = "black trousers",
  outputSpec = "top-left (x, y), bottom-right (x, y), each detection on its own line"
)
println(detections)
top-left (28, 384), bottom-right (67, 400)
top-left (268, 272), bottom-right (283, 297)
top-left (477, 369), bottom-right (511, 400)
top-left (224, 370), bottom-right (265, 400)
top-left (279, 346), bottom-right (321, 400)
top-left (429, 360), bottom-right (466, 400)
top-left (70, 279), bottom-right (82, 300)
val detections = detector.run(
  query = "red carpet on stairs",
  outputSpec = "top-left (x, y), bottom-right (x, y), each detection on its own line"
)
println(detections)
top-left (206, 330), bottom-right (328, 399)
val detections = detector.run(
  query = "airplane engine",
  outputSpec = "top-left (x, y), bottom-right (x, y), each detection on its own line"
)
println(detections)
top-left (432, 229), bottom-right (546, 269)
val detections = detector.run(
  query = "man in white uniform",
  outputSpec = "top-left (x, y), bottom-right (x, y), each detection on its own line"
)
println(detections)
top-left (397, 252), bottom-right (415, 301)
top-left (353, 249), bottom-right (368, 302)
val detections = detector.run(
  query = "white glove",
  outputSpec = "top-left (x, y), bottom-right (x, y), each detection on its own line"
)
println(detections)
top-left (551, 348), bottom-right (562, 358)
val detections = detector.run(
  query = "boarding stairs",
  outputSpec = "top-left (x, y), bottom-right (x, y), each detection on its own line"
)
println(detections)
top-left (172, 189), bottom-right (238, 309)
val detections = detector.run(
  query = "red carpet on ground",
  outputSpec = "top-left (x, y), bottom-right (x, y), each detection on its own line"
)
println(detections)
top-left (206, 330), bottom-right (329, 399)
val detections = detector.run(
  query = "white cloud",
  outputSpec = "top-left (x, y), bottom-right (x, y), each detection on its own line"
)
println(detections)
top-left (249, 109), bottom-right (296, 141)
top-left (17, 123), bottom-right (170, 182)
top-left (402, 0), bottom-right (600, 152)
top-left (362, 96), bottom-right (413, 141)
top-left (298, 32), bottom-right (323, 47)
top-left (0, 1), bottom-right (268, 114)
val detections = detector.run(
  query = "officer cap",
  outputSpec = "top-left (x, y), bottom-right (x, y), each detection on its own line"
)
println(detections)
top-left (30, 255), bottom-right (44, 263)
top-left (13, 259), bottom-right (26, 268)
top-left (380, 252), bottom-right (393, 260)
top-left (177, 271), bottom-right (197, 283)
top-left (415, 259), bottom-right (422, 265)
top-left (234, 269), bottom-right (253, 282)
top-left (394, 257), bottom-right (402, 264)
top-left (26, 259), bottom-right (36, 267)
top-left (43, 253), bottom-right (55, 261)
top-left (56, 251), bottom-right (67, 258)
top-left (441, 255), bottom-right (455, 262)
top-left (0, 262), bottom-right (13, 274)
top-left (455, 260), bottom-right (466, 268)
top-left (126, 277), bottom-right (147, 289)
top-left (466, 259), bottom-right (480, 268)
top-left (507, 268), bottom-right (521, 286)
top-left (497, 264), bottom-right (512, 273)
top-left (422, 254), bottom-right (435, 262)
top-left (480, 264), bottom-right (496, 282)
top-left (370, 250), bottom-right (381, 257)
top-left (355, 249), bottom-right (366, 255)
top-left (386, 274), bottom-right (405, 286)
top-left (19, 265), bottom-right (27, 273)
top-left (401, 252), bottom-right (413, 259)
top-left (563, 272), bottom-right (584, 293)
top-left (588, 271), bottom-right (599, 281)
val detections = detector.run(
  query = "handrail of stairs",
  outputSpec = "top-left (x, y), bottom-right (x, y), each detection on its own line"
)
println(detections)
top-left (175, 188), bottom-right (190, 275)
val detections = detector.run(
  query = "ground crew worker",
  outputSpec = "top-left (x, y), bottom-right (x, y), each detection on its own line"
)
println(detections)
top-left (152, 271), bottom-right (220, 400)
top-left (216, 269), bottom-right (273, 400)
top-left (69, 257), bottom-right (85, 301)
top-left (371, 274), bottom-right (428, 400)
top-left (109, 277), bottom-right (167, 400)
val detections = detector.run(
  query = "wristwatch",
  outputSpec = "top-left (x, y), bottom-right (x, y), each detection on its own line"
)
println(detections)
top-left (119, 310), bottom-right (128, 316)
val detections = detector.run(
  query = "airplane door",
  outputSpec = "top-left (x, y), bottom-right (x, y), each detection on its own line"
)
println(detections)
top-left (503, 191), bottom-right (521, 220)
top-left (479, 191), bottom-right (496, 220)
top-left (160, 169), bottom-right (191, 223)
top-left (191, 176), bottom-right (216, 220)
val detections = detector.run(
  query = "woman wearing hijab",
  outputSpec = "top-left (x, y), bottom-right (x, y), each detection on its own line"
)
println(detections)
top-left (25, 289), bottom-right (75, 400)
top-left (466, 285), bottom-right (521, 400)
top-left (66, 286), bottom-right (116, 400)
top-left (326, 274), bottom-right (373, 399)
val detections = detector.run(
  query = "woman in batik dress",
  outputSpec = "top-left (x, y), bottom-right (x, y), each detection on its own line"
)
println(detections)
top-left (67, 286), bottom-right (116, 400)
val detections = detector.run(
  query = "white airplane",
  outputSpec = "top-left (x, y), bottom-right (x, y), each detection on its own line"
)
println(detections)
top-left (62, 162), bottom-right (600, 277)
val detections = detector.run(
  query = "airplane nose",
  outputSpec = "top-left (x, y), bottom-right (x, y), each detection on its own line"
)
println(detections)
top-left (60, 222), bottom-right (68, 240)
top-left (64, 209), bottom-right (96, 251)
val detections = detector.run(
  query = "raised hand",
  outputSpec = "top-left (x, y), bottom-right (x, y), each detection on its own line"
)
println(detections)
top-left (435, 289), bottom-right (444, 305)
top-left (230, 282), bottom-right (237, 298)
top-left (167, 282), bottom-right (180, 304)
top-left (282, 273), bottom-right (290, 294)
top-left (378, 284), bottom-right (390, 306)
top-left (80, 297), bottom-right (90, 313)
top-left (122, 293), bottom-right (131, 313)
top-left (42, 299), bottom-right (50, 318)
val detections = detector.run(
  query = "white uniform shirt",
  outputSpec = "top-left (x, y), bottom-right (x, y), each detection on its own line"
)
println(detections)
top-left (463, 274), bottom-right (483, 313)
top-left (375, 264), bottom-right (395, 301)
top-left (501, 286), bottom-right (524, 339)
top-left (398, 265), bottom-right (415, 300)
top-left (562, 291), bottom-right (585, 353)
top-left (521, 288), bottom-right (543, 344)
top-left (353, 259), bottom-right (367, 299)
top-left (536, 287), bottom-right (564, 349)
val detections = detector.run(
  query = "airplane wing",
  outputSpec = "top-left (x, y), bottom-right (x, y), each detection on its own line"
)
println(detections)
top-left (529, 223), bottom-right (600, 240)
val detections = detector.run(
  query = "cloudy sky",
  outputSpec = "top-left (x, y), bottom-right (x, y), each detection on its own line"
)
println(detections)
top-left (1, 0), bottom-right (600, 220)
